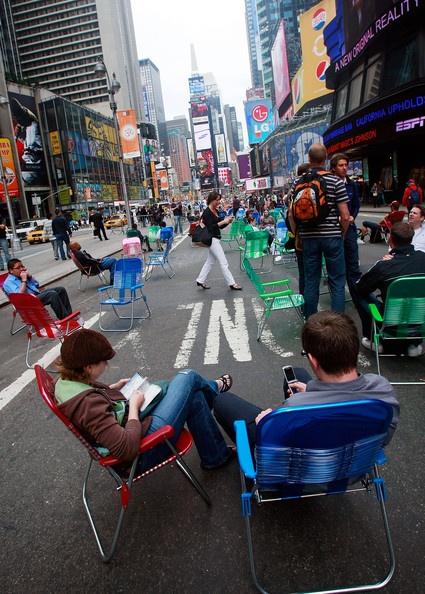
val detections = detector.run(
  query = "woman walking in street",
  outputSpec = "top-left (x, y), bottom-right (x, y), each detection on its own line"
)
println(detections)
top-left (196, 191), bottom-right (242, 291)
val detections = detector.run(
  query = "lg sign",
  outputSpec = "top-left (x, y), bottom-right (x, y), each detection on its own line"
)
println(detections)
top-left (251, 104), bottom-right (269, 122)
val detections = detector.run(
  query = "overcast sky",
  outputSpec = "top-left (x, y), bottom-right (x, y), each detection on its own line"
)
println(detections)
top-left (130, 0), bottom-right (251, 139)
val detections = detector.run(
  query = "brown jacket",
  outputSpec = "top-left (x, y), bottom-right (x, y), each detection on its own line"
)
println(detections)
top-left (57, 381), bottom-right (150, 462)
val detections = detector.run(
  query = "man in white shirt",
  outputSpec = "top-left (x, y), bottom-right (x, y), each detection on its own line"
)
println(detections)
top-left (409, 204), bottom-right (425, 252)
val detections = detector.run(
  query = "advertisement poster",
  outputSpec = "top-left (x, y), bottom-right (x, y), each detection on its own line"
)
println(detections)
top-left (151, 161), bottom-right (159, 198)
top-left (117, 109), bottom-right (140, 159)
top-left (294, 0), bottom-right (335, 113)
top-left (187, 138), bottom-right (195, 167)
top-left (194, 122), bottom-right (212, 151)
top-left (245, 177), bottom-right (271, 192)
top-left (85, 116), bottom-right (119, 161)
top-left (189, 74), bottom-right (205, 98)
top-left (215, 134), bottom-right (227, 164)
top-left (237, 153), bottom-right (252, 180)
top-left (0, 137), bottom-right (19, 200)
top-left (9, 91), bottom-right (49, 187)
top-left (158, 169), bottom-right (169, 191)
top-left (244, 99), bottom-right (275, 145)
top-left (197, 149), bottom-right (215, 189)
top-left (271, 20), bottom-right (290, 109)
top-left (191, 101), bottom-right (209, 123)
top-left (49, 131), bottom-right (61, 156)
top-left (218, 167), bottom-right (232, 186)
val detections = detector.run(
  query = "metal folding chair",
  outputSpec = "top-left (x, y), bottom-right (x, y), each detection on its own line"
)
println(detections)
top-left (69, 251), bottom-right (108, 291)
top-left (235, 400), bottom-right (396, 594)
top-left (98, 257), bottom-right (150, 332)
top-left (34, 365), bottom-right (211, 563)
top-left (369, 275), bottom-right (425, 384)
top-left (221, 220), bottom-right (245, 251)
top-left (0, 271), bottom-right (27, 335)
top-left (8, 293), bottom-right (82, 367)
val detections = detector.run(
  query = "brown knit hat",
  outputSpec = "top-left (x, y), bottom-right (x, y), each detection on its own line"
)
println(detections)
top-left (60, 329), bottom-right (115, 369)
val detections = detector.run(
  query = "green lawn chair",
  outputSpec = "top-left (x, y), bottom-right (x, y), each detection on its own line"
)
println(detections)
top-left (221, 220), bottom-right (245, 251)
top-left (269, 208), bottom-right (283, 223)
top-left (239, 230), bottom-right (271, 272)
top-left (369, 275), bottom-right (425, 383)
top-left (147, 225), bottom-right (160, 249)
top-left (272, 231), bottom-right (297, 266)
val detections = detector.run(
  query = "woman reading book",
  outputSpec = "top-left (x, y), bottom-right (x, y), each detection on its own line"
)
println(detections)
top-left (54, 329), bottom-right (234, 472)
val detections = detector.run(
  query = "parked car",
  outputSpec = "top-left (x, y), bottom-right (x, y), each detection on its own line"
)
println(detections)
top-left (27, 225), bottom-right (49, 244)
top-left (105, 214), bottom-right (128, 228)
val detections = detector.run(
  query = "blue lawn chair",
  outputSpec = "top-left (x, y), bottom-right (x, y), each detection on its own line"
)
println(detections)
top-left (234, 399), bottom-right (395, 594)
top-left (98, 258), bottom-right (150, 332)
top-left (144, 227), bottom-right (176, 280)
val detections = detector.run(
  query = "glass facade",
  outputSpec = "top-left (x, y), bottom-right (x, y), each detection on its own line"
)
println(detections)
top-left (39, 96), bottom-right (143, 207)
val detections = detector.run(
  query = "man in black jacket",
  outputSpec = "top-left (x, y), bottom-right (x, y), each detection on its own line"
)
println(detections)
top-left (91, 208), bottom-right (108, 240)
top-left (52, 209), bottom-right (70, 260)
top-left (69, 242), bottom-right (116, 284)
top-left (354, 222), bottom-right (425, 356)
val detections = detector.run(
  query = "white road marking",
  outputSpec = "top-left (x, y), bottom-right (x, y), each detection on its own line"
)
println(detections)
top-left (252, 298), bottom-right (294, 358)
top-left (0, 311), bottom-right (100, 412)
top-left (174, 303), bottom-right (204, 368)
top-left (204, 298), bottom-right (252, 365)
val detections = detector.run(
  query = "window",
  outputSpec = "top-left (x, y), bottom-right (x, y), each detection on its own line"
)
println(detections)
top-left (347, 64), bottom-right (363, 112)
top-left (363, 55), bottom-right (382, 102)
top-left (334, 85), bottom-right (348, 119)
top-left (382, 38), bottom-right (418, 92)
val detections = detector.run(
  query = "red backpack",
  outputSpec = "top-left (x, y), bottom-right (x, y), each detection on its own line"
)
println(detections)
top-left (291, 170), bottom-right (330, 227)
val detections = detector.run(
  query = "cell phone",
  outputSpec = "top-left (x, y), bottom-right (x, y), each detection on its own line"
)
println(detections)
top-left (282, 365), bottom-right (297, 396)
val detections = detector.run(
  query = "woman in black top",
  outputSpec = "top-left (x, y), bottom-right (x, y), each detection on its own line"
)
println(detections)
top-left (196, 191), bottom-right (242, 290)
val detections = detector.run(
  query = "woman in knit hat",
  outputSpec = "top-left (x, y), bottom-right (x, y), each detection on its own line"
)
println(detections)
top-left (55, 329), bottom-right (234, 472)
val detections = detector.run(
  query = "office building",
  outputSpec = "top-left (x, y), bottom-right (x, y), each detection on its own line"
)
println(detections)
top-left (224, 104), bottom-right (240, 154)
top-left (280, 0), bottom-right (317, 79)
top-left (139, 58), bottom-right (167, 150)
top-left (0, 0), bottom-right (144, 120)
top-left (245, 0), bottom-right (263, 90)
top-left (165, 117), bottom-right (191, 187)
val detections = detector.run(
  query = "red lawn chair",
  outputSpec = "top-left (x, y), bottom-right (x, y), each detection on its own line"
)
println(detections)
top-left (34, 365), bottom-right (211, 562)
top-left (8, 293), bottom-right (82, 368)
top-left (0, 271), bottom-right (27, 335)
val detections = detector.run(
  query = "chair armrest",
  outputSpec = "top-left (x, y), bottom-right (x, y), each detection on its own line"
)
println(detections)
top-left (262, 279), bottom-right (290, 287)
top-left (234, 420), bottom-right (256, 479)
top-left (98, 285), bottom-right (113, 293)
top-left (131, 283), bottom-right (143, 291)
top-left (260, 289), bottom-right (292, 299)
top-left (139, 424), bottom-right (175, 453)
top-left (369, 303), bottom-right (383, 323)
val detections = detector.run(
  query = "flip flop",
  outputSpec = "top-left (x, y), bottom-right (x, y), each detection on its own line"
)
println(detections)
top-left (216, 373), bottom-right (233, 393)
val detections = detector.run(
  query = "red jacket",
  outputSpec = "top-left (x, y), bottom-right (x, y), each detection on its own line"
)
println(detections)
top-left (402, 185), bottom-right (423, 208)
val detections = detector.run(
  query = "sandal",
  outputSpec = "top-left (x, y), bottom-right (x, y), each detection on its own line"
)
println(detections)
top-left (216, 373), bottom-right (233, 393)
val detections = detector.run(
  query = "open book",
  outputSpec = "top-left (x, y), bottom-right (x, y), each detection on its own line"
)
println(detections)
top-left (121, 373), bottom-right (162, 412)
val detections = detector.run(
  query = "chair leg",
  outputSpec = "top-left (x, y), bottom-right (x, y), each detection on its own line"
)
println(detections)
top-left (25, 334), bottom-right (33, 368)
top-left (165, 439), bottom-right (211, 506)
top-left (82, 456), bottom-right (138, 563)
top-left (10, 309), bottom-right (26, 335)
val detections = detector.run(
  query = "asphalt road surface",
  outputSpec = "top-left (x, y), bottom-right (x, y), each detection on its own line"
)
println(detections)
top-left (0, 228), bottom-right (424, 594)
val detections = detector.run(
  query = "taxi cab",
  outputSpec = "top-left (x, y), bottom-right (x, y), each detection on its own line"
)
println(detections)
top-left (27, 225), bottom-right (49, 244)
top-left (105, 214), bottom-right (128, 228)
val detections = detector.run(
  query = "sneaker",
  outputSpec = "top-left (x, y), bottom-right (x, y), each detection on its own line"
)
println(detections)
top-left (407, 344), bottom-right (423, 357)
top-left (361, 337), bottom-right (383, 354)
top-left (357, 238), bottom-right (365, 245)
top-left (274, 256), bottom-right (282, 262)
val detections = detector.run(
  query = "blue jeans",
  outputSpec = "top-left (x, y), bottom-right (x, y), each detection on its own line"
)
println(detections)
top-left (303, 236), bottom-right (346, 318)
top-left (174, 215), bottom-right (183, 234)
top-left (55, 234), bottom-right (69, 260)
top-left (0, 238), bottom-right (10, 269)
top-left (137, 370), bottom-right (228, 473)
top-left (99, 256), bottom-right (116, 284)
top-left (344, 224), bottom-right (361, 300)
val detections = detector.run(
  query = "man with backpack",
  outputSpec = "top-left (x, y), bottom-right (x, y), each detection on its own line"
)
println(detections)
top-left (288, 144), bottom-right (350, 319)
top-left (402, 179), bottom-right (423, 211)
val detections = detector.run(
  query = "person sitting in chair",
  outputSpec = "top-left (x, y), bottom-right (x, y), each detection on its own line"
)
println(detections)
top-left (54, 329), bottom-right (235, 473)
top-left (213, 311), bottom-right (399, 450)
top-left (126, 223), bottom-right (152, 251)
top-left (4, 258), bottom-right (74, 320)
top-left (69, 242), bottom-right (116, 285)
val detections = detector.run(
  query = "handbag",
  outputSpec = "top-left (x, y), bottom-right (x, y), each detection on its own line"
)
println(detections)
top-left (191, 223), bottom-right (213, 247)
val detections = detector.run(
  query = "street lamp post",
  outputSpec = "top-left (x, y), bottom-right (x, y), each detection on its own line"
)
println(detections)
top-left (94, 59), bottom-right (132, 226)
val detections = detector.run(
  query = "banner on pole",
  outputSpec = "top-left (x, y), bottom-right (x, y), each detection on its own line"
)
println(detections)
top-left (0, 138), bottom-right (19, 201)
top-left (117, 109), bottom-right (141, 158)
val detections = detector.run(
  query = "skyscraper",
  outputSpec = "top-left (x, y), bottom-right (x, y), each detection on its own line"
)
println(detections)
top-left (280, 0), bottom-right (318, 79)
top-left (0, 0), bottom-right (144, 120)
top-left (224, 105), bottom-right (240, 154)
top-left (139, 58), bottom-right (167, 150)
top-left (165, 117), bottom-right (191, 187)
top-left (245, 0), bottom-right (263, 89)
top-left (256, 0), bottom-right (282, 101)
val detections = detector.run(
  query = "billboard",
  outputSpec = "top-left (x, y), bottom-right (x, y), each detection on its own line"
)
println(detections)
top-left (0, 137), bottom-right (19, 200)
top-left (292, 0), bottom-right (335, 114)
top-left (158, 169), bottom-right (169, 191)
top-left (324, 0), bottom-right (422, 81)
top-left (245, 177), bottom-right (271, 192)
top-left (187, 138), bottom-right (195, 167)
top-left (218, 167), bottom-right (232, 186)
top-left (117, 109), bottom-right (140, 159)
top-left (194, 123), bottom-right (212, 151)
top-left (271, 20), bottom-right (290, 109)
top-left (8, 91), bottom-right (49, 188)
top-left (189, 74), bottom-right (205, 98)
top-left (197, 149), bottom-right (215, 189)
top-left (237, 153), bottom-right (251, 180)
top-left (85, 116), bottom-right (119, 161)
top-left (215, 134), bottom-right (227, 164)
top-left (244, 99), bottom-right (275, 145)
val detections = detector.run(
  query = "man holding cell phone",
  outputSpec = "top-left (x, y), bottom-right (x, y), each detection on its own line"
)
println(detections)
top-left (214, 311), bottom-right (400, 448)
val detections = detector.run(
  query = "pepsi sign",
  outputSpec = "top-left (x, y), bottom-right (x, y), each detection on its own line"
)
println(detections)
top-left (245, 98), bottom-right (275, 145)
top-left (312, 8), bottom-right (327, 30)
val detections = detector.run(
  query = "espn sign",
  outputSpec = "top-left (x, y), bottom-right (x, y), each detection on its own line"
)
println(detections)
top-left (396, 115), bottom-right (425, 132)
